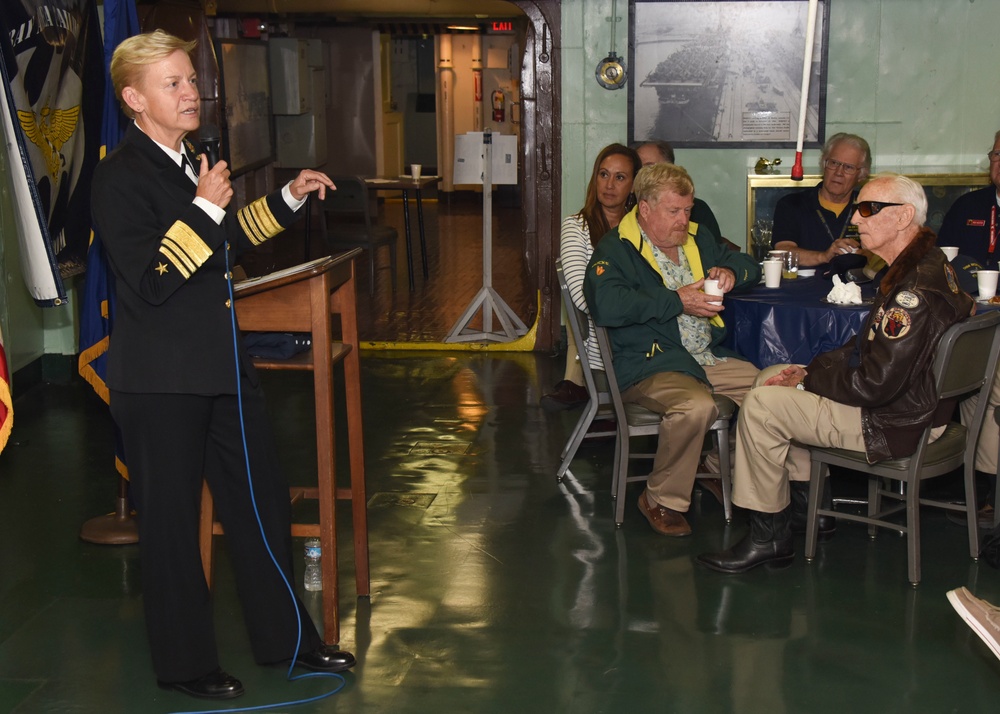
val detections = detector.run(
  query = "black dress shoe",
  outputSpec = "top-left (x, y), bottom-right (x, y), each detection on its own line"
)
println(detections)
top-left (157, 668), bottom-right (244, 700)
top-left (294, 645), bottom-right (357, 672)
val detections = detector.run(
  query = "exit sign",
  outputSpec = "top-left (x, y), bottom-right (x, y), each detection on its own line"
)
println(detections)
top-left (488, 20), bottom-right (515, 34)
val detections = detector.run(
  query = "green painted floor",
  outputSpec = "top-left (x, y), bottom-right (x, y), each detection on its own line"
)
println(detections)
top-left (2, 351), bottom-right (1000, 713)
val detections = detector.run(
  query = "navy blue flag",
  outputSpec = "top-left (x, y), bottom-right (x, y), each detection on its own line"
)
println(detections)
top-left (77, 0), bottom-right (139, 478)
top-left (0, 0), bottom-right (103, 306)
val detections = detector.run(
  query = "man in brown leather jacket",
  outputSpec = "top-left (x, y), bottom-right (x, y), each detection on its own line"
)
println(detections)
top-left (698, 173), bottom-right (976, 574)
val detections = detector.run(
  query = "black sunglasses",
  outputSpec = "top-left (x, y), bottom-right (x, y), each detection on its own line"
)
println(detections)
top-left (855, 200), bottom-right (904, 217)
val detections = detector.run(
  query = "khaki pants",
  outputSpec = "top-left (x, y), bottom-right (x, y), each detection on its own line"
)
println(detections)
top-left (959, 361), bottom-right (1000, 474)
top-left (623, 358), bottom-right (758, 512)
top-left (732, 365), bottom-right (865, 514)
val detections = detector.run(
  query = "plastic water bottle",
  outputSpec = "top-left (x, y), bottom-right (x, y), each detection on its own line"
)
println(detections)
top-left (304, 538), bottom-right (322, 592)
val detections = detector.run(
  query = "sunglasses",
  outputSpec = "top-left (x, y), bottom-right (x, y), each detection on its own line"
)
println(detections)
top-left (855, 200), bottom-right (904, 218)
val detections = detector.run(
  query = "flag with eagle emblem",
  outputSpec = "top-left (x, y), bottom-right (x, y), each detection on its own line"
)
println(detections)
top-left (0, 0), bottom-right (103, 306)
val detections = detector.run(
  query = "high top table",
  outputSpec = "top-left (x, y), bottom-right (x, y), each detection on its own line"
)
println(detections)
top-left (366, 175), bottom-right (439, 290)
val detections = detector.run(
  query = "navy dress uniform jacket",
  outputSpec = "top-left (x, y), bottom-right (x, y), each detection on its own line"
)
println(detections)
top-left (92, 123), bottom-right (296, 394)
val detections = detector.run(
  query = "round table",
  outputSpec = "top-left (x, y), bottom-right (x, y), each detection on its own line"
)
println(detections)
top-left (720, 276), bottom-right (875, 368)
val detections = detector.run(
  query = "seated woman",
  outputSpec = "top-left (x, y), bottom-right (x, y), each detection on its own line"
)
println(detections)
top-left (541, 143), bottom-right (641, 410)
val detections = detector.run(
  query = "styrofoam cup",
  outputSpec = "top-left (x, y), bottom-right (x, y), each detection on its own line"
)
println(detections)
top-left (703, 278), bottom-right (724, 305)
top-left (763, 260), bottom-right (783, 288)
top-left (978, 270), bottom-right (999, 300)
top-left (410, 164), bottom-right (422, 179)
top-left (941, 246), bottom-right (959, 261)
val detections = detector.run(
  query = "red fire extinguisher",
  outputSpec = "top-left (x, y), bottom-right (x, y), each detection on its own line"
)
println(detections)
top-left (492, 89), bottom-right (505, 123)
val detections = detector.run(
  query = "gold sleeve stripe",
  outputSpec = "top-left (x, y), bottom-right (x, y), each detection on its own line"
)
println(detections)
top-left (159, 244), bottom-right (192, 279)
top-left (163, 220), bottom-right (213, 270)
top-left (238, 196), bottom-right (282, 246)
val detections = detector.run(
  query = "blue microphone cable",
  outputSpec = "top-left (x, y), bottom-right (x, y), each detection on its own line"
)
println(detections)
top-left (170, 238), bottom-right (345, 713)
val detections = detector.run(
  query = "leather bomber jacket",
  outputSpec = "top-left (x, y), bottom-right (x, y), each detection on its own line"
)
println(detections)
top-left (804, 231), bottom-right (975, 463)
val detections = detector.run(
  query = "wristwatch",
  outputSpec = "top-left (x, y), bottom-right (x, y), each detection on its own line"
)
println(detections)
top-left (796, 382), bottom-right (805, 391)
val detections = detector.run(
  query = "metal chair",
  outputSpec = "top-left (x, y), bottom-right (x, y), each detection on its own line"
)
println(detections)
top-left (593, 323), bottom-right (736, 526)
top-left (321, 175), bottom-right (397, 295)
top-left (554, 259), bottom-right (616, 483)
top-left (804, 310), bottom-right (1000, 585)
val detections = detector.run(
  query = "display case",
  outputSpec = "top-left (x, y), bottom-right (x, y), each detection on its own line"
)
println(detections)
top-left (745, 170), bottom-right (990, 250)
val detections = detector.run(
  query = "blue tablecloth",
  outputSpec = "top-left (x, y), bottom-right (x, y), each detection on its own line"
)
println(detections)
top-left (720, 277), bottom-right (877, 369)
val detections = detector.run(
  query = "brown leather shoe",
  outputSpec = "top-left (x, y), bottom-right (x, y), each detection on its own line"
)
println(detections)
top-left (638, 490), bottom-right (692, 537)
top-left (697, 477), bottom-right (725, 507)
top-left (540, 380), bottom-right (589, 411)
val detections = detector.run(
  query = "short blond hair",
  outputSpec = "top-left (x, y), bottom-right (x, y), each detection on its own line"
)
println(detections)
top-left (633, 162), bottom-right (694, 205)
top-left (111, 30), bottom-right (196, 119)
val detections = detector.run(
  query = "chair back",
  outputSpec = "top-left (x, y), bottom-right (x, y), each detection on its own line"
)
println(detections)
top-left (934, 310), bottom-right (1000, 401)
top-left (933, 310), bottom-right (1000, 466)
top-left (323, 176), bottom-right (374, 231)
top-left (555, 259), bottom-right (606, 397)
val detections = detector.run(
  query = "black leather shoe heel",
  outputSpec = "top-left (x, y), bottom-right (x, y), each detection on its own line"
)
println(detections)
top-left (157, 668), bottom-right (244, 700)
top-left (294, 645), bottom-right (357, 672)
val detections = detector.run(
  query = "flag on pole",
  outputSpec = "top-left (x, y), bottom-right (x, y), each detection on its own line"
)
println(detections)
top-left (77, 0), bottom-right (140, 478)
top-left (0, 322), bottom-right (11, 455)
top-left (0, 0), bottom-right (104, 306)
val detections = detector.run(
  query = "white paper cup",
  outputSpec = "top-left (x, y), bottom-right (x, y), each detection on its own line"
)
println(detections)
top-left (410, 164), bottom-right (422, 179)
top-left (941, 246), bottom-right (959, 261)
top-left (978, 269), bottom-right (999, 300)
top-left (763, 260), bottom-right (783, 288)
top-left (703, 278), bottom-right (724, 305)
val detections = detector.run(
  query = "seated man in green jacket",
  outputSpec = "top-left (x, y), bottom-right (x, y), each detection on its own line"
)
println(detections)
top-left (584, 163), bottom-right (761, 536)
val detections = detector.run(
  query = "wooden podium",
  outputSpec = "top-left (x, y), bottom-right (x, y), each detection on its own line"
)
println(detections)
top-left (199, 249), bottom-right (368, 645)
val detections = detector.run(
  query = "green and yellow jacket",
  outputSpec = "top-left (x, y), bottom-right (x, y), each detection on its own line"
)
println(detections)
top-left (583, 208), bottom-right (761, 391)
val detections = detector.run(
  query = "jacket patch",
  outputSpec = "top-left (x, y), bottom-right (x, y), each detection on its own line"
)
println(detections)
top-left (869, 306), bottom-right (885, 340)
top-left (967, 219), bottom-right (987, 227)
top-left (894, 290), bottom-right (919, 308)
top-left (945, 263), bottom-right (960, 293)
top-left (593, 260), bottom-right (609, 277)
top-left (880, 307), bottom-right (912, 339)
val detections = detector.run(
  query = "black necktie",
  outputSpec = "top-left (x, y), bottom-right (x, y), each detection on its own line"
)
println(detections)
top-left (180, 154), bottom-right (197, 184)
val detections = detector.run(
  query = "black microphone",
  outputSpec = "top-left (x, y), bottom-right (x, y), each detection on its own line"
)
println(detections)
top-left (200, 124), bottom-right (221, 168)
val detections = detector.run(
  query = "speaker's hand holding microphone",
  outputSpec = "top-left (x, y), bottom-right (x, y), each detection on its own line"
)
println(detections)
top-left (196, 124), bottom-right (233, 209)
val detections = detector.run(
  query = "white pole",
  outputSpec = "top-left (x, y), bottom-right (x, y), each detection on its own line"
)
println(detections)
top-left (791, 0), bottom-right (819, 181)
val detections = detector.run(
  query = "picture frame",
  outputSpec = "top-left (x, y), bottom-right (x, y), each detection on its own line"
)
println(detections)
top-left (628, 0), bottom-right (830, 148)
top-left (215, 39), bottom-right (274, 175)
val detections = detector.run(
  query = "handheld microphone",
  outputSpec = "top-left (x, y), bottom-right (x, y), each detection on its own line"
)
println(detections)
top-left (200, 124), bottom-right (221, 167)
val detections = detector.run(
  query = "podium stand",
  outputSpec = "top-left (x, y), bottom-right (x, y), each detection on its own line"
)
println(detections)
top-left (198, 249), bottom-right (368, 645)
top-left (446, 131), bottom-right (527, 342)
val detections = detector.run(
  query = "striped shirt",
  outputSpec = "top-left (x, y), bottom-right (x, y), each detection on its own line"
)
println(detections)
top-left (560, 214), bottom-right (604, 370)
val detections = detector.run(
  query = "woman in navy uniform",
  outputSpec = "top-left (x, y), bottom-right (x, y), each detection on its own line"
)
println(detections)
top-left (91, 30), bottom-right (353, 700)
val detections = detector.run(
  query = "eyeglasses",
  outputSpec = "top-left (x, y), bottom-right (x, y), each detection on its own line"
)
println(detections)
top-left (824, 158), bottom-right (862, 175)
top-left (854, 200), bottom-right (904, 217)
top-left (987, 150), bottom-right (1000, 163)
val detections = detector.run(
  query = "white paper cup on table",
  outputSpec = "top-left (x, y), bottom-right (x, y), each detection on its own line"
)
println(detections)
top-left (978, 269), bottom-right (999, 300)
top-left (763, 260), bottom-right (783, 288)
top-left (703, 278), bottom-right (724, 305)
top-left (941, 246), bottom-right (959, 261)
top-left (410, 164), bottom-right (422, 179)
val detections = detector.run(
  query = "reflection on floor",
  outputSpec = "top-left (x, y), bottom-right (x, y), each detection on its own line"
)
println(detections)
top-left (3, 348), bottom-right (1000, 712)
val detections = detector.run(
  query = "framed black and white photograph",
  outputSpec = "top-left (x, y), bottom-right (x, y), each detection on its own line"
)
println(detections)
top-left (216, 39), bottom-right (274, 175)
top-left (628, 0), bottom-right (830, 147)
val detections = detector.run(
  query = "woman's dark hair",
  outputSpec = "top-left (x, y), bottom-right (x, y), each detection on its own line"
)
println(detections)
top-left (579, 143), bottom-right (641, 248)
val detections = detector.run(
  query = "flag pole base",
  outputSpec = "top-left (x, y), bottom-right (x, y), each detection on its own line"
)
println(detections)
top-left (79, 496), bottom-right (139, 545)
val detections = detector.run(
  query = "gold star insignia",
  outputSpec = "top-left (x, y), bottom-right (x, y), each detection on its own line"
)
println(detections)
top-left (156, 262), bottom-right (168, 275)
